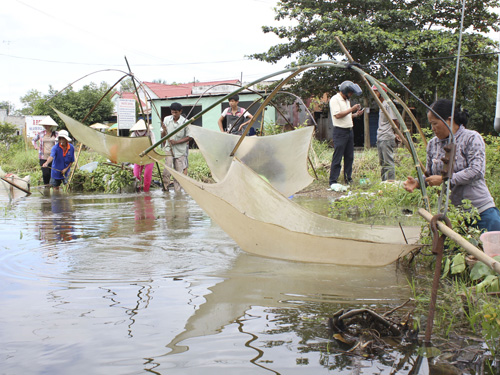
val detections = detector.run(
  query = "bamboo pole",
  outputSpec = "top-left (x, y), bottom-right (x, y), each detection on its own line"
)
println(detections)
top-left (334, 36), bottom-right (430, 211)
top-left (230, 68), bottom-right (307, 156)
top-left (419, 208), bottom-right (500, 275)
top-left (64, 74), bottom-right (130, 190)
top-left (1, 177), bottom-right (31, 195)
top-left (140, 61), bottom-right (346, 157)
top-left (124, 56), bottom-right (166, 192)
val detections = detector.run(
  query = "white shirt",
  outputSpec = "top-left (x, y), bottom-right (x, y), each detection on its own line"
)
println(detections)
top-left (163, 115), bottom-right (190, 158)
top-left (329, 93), bottom-right (354, 129)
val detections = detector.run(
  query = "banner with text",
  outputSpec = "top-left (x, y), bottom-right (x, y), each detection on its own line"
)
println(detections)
top-left (117, 99), bottom-right (136, 130)
top-left (25, 116), bottom-right (47, 138)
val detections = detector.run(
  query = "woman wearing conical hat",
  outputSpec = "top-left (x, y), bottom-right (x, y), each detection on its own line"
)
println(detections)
top-left (32, 116), bottom-right (58, 186)
top-left (130, 119), bottom-right (155, 193)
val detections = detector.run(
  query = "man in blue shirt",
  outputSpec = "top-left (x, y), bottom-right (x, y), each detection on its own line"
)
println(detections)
top-left (42, 130), bottom-right (75, 190)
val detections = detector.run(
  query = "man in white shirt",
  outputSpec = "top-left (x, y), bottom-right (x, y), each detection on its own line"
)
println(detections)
top-left (329, 81), bottom-right (364, 186)
top-left (161, 102), bottom-right (192, 192)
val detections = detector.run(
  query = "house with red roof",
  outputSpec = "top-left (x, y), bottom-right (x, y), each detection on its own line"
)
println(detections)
top-left (143, 79), bottom-right (279, 139)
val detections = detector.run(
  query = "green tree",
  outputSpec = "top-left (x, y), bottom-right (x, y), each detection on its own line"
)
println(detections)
top-left (0, 121), bottom-right (19, 149)
top-left (19, 89), bottom-right (43, 116)
top-left (21, 82), bottom-right (114, 129)
top-left (251, 0), bottom-right (499, 133)
top-left (0, 101), bottom-right (16, 115)
top-left (119, 78), bottom-right (135, 92)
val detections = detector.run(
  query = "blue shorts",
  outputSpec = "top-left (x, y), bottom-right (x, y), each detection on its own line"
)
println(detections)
top-left (478, 207), bottom-right (500, 232)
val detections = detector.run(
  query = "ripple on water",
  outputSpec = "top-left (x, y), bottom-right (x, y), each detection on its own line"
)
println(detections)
top-left (1, 192), bottom-right (238, 285)
top-left (1, 191), bottom-right (418, 375)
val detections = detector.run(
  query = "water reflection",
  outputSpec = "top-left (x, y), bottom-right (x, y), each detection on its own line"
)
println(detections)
top-left (164, 194), bottom-right (190, 230)
top-left (39, 192), bottom-right (77, 243)
top-left (164, 253), bottom-right (411, 356)
top-left (133, 195), bottom-right (156, 233)
top-left (1, 192), bottom-right (432, 375)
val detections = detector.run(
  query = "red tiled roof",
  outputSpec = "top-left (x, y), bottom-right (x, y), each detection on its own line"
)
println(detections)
top-left (110, 91), bottom-right (148, 112)
top-left (144, 80), bottom-right (240, 99)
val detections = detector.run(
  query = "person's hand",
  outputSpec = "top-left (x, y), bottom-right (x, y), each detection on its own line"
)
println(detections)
top-left (353, 108), bottom-right (364, 117)
top-left (351, 104), bottom-right (361, 113)
top-left (425, 175), bottom-right (443, 187)
top-left (395, 134), bottom-right (402, 144)
top-left (403, 176), bottom-right (419, 192)
top-left (42, 162), bottom-right (48, 168)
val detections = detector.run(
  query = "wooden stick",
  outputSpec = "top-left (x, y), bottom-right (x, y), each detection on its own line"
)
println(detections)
top-left (418, 208), bottom-right (500, 275)
top-left (66, 143), bottom-right (83, 190)
top-left (1, 177), bottom-right (31, 195)
top-left (230, 67), bottom-right (307, 156)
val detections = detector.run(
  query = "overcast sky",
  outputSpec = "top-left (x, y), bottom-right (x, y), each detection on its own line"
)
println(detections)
top-left (1, 0), bottom-right (293, 110)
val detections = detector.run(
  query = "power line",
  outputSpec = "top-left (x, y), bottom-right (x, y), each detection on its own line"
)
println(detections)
top-left (0, 52), bottom-right (249, 67)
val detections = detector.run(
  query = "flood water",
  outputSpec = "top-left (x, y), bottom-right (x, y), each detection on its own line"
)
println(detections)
top-left (1, 191), bottom-right (427, 374)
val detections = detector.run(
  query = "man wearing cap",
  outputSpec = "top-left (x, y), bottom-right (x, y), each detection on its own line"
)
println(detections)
top-left (373, 83), bottom-right (400, 181)
top-left (32, 116), bottom-right (59, 186)
top-left (161, 102), bottom-right (192, 192)
top-left (329, 81), bottom-right (364, 186)
top-left (130, 119), bottom-right (155, 193)
top-left (42, 130), bottom-right (75, 190)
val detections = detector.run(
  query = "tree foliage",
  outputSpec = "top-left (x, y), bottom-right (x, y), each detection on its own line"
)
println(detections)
top-left (0, 121), bottom-right (19, 148)
top-left (119, 78), bottom-right (135, 93)
top-left (251, 0), bottom-right (500, 133)
top-left (0, 101), bottom-right (17, 116)
top-left (20, 82), bottom-right (114, 129)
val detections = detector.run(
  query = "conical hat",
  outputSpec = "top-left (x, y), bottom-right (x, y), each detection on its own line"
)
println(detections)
top-left (130, 119), bottom-right (147, 131)
top-left (39, 116), bottom-right (58, 127)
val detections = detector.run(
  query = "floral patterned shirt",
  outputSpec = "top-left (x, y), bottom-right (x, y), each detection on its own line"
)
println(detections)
top-left (32, 130), bottom-right (58, 160)
top-left (426, 125), bottom-right (495, 213)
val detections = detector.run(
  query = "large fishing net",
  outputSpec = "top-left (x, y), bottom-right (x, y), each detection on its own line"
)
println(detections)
top-left (54, 109), bottom-right (165, 165)
top-left (189, 125), bottom-right (314, 197)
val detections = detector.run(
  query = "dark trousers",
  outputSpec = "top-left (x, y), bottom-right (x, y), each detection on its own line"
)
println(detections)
top-left (329, 127), bottom-right (354, 185)
top-left (40, 159), bottom-right (52, 185)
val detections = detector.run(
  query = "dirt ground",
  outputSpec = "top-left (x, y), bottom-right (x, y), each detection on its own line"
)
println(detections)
top-left (294, 180), bottom-right (345, 199)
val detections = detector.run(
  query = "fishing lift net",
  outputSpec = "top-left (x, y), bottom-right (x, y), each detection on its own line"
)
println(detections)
top-left (189, 125), bottom-right (315, 197)
top-left (54, 109), bottom-right (165, 165)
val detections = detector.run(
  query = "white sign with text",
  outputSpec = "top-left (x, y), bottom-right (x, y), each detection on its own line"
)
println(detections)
top-left (117, 99), bottom-right (136, 130)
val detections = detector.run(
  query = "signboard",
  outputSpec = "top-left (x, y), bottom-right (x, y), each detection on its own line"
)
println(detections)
top-left (25, 116), bottom-right (46, 138)
top-left (117, 99), bottom-right (136, 130)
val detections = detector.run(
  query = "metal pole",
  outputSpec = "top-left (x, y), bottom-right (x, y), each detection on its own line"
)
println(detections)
top-left (495, 32), bottom-right (500, 132)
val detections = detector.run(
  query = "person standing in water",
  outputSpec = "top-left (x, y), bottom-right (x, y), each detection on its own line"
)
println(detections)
top-left (161, 102), bottom-right (192, 192)
top-left (42, 130), bottom-right (75, 190)
top-left (130, 119), bottom-right (156, 193)
top-left (32, 116), bottom-right (59, 186)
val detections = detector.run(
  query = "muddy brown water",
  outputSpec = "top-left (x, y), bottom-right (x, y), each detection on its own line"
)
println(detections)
top-left (1, 190), bottom-right (432, 374)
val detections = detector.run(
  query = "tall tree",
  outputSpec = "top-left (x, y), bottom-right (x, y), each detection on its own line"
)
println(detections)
top-left (251, 0), bottom-right (499, 133)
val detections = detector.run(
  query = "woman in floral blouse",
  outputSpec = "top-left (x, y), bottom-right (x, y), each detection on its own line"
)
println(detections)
top-left (404, 99), bottom-right (500, 232)
top-left (32, 116), bottom-right (58, 186)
